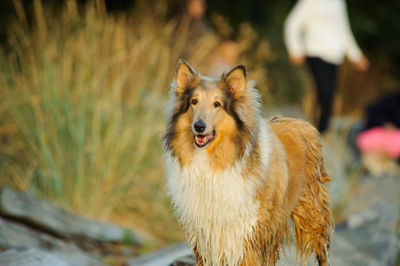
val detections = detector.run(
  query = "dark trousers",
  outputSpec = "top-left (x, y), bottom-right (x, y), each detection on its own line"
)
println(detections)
top-left (306, 56), bottom-right (338, 133)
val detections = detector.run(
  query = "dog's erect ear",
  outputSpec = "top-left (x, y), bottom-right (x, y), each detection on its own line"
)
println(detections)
top-left (175, 59), bottom-right (199, 95)
top-left (220, 65), bottom-right (246, 97)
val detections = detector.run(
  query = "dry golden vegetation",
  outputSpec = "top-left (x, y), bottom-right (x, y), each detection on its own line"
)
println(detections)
top-left (0, 0), bottom-right (272, 245)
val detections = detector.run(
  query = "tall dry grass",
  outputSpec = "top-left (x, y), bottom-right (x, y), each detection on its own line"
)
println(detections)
top-left (0, 0), bottom-right (221, 243)
top-left (0, 0), bottom-right (274, 245)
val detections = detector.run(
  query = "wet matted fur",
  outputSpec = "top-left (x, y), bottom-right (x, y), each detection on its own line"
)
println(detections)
top-left (164, 60), bottom-right (332, 266)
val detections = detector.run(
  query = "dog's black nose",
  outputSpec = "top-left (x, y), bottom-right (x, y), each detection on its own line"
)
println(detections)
top-left (194, 120), bottom-right (206, 133)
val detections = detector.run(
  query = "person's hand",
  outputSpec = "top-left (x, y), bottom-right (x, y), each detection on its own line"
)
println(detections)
top-left (290, 55), bottom-right (305, 66)
top-left (353, 56), bottom-right (369, 72)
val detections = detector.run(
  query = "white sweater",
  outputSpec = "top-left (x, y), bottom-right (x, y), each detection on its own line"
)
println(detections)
top-left (284, 0), bottom-right (364, 64)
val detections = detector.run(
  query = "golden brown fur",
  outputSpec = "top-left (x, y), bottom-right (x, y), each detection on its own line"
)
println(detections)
top-left (164, 60), bottom-right (332, 266)
top-left (255, 117), bottom-right (332, 265)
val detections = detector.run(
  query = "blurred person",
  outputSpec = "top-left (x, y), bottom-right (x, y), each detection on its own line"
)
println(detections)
top-left (208, 40), bottom-right (239, 77)
top-left (356, 91), bottom-right (400, 176)
top-left (284, 0), bottom-right (369, 133)
top-left (363, 90), bottom-right (400, 131)
top-left (185, 0), bottom-right (208, 39)
top-left (187, 0), bottom-right (206, 20)
top-left (172, 0), bottom-right (210, 58)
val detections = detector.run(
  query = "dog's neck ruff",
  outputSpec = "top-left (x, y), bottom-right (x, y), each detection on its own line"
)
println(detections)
top-left (166, 119), bottom-right (272, 266)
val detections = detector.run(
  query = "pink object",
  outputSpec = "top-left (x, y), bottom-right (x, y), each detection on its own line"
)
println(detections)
top-left (357, 127), bottom-right (400, 157)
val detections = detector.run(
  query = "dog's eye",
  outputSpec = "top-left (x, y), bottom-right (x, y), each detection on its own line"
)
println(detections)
top-left (191, 99), bottom-right (198, 105)
top-left (213, 102), bottom-right (221, 108)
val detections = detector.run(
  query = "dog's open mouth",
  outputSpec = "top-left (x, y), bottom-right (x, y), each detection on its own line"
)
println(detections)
top-left (194, 131), bottom-right (215, 148)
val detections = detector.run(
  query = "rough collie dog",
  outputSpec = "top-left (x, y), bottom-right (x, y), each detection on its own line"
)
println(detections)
top-left (164, 60), bottom-right (332, 266)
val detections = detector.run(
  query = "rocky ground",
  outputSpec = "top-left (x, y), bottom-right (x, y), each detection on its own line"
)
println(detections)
top-left (0, 187), bottom-right (151, 266)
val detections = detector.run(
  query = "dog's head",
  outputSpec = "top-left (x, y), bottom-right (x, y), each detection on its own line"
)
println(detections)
top-left (165, 60), bottom-right (260, 166)
top-left (176, 60), bottom-right (248, 148)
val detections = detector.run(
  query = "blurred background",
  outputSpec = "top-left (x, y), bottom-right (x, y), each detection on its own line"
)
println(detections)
top-left (0, 0), bottom-right (399, 265)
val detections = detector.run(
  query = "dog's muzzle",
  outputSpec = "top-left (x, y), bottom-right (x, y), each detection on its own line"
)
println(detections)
top-left (194, 130), bottom-right (215, 148)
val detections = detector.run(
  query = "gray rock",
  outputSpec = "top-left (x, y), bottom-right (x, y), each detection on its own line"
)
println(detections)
top-left (336, 174), bottom-right (400, 266)
top-left (347, 208), bottom-right (379, 229)
top-left (0, 249), bottom-right (69, 266)
top-left (0, 217), bottom-right (105, 266)
top-left (128, 242), bottom-right (192, 266)
top-left (0, 187), bottom-right (149, 244)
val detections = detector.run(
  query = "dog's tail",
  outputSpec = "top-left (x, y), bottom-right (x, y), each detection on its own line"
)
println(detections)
top-left (269, 116), bottom-right (333, 266)
top-left (294, 122), bottom-right (332, 266)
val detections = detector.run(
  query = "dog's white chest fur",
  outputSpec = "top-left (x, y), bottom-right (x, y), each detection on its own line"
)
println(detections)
top-left (165, 122), bottom-right (272, 265)
top-left (166, 152), bottom-right (260, 265)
